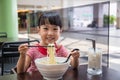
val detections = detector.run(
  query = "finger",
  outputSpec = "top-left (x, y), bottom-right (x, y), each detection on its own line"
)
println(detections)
top-left (18, 44), bottom-right (28, 53)
top-left (72, 53), bottom-right (80, 58)
top-left (71, 51), bottom-right (80, 57)
top-left (19, 44), bottom-right (28, 49)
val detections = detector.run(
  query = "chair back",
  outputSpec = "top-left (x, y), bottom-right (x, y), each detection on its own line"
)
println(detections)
top-left (0, 39), bottom-right (39, 75)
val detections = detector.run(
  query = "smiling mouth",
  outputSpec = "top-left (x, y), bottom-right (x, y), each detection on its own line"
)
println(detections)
top-left (47, 38), bottom-right (55, 42)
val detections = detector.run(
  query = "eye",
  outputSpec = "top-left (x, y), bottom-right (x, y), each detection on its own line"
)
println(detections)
top-left (53, 28), bottom-right (58, 31)
top-left (43, 27), bottom-right (48, 30)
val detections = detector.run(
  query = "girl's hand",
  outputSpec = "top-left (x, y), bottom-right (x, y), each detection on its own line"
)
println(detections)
top-left (18, 44), bottom-right (28, 55)
top-left (70, 49), bottom-right (80, 68)
top-left (70, 49), bottom-right (80, 60)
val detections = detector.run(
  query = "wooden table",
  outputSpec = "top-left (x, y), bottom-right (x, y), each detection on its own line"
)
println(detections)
top-left (0, 65), bottom-right (120, 80)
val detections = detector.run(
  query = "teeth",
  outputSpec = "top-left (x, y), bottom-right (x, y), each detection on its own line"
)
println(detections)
top-left (47, 38), bottom-right (54, 41)
top-left (47, 38), bottom-right (53, 40)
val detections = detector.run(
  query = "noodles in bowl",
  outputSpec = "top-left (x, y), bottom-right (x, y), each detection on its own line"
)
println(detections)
top-left (35, 43), bottom-right (69, 80)
top-left (35, 57), bottom-right (69, 80)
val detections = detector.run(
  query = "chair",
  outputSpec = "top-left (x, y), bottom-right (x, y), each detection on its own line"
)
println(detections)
top-left (0, 32), bottom-right (7, 38)
top-left (0, 39), bottom-right (39, 75)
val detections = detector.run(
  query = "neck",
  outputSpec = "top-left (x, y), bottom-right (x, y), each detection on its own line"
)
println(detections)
top-left (39, 41), bottom-right (47, 46)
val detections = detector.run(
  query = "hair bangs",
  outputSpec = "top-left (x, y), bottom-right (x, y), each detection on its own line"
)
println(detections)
top-left (38, 12), bottom-right (62, 29)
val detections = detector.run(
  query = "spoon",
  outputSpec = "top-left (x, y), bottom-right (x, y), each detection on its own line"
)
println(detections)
top-left (58, 48), bottom-right (80, 63)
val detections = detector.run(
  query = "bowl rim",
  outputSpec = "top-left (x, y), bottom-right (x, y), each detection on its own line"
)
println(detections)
top-left (35, 57), bottom-right (70, 66)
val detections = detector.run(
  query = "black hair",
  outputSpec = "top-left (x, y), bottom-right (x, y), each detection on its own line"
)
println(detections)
top-left (38, 12), bottom-right (62, 29)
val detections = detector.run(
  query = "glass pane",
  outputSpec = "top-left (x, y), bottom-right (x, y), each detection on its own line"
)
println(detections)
top-left (18, 1), bottom-right (110, 67)
top-left (60, 2), bottom-right (110, 67)
top-left (109, 1), bottom-right (120, 72)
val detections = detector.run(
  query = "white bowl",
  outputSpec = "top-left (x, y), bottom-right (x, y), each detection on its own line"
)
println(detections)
top-left (35, 57), bottom-right (69, 80)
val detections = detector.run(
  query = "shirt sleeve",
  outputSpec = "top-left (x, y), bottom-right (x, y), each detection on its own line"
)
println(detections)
top-left (56, 45), bottom-right (69, 57)
top-left (26, 47), bottom-right (35, 60)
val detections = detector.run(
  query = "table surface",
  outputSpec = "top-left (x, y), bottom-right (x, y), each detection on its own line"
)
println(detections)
top-left (0, 65), bottom-right (120, 80)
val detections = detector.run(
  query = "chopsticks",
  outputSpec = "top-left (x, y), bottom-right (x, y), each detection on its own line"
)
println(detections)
top-left (28, 45), bottom-right (54, 47)
top-left (8, 45), bottom-right (54, 48)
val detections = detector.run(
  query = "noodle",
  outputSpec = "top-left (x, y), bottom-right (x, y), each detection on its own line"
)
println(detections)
top-left (47, 43), bottom-right (56, 64)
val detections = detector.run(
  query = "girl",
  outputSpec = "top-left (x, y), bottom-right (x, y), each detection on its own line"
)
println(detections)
top-left (17, 12), bottom-right (80, 73)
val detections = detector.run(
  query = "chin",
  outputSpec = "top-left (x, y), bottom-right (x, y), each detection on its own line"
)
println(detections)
top-left (48, 42), bottom-right (54, 44)
top-left (47, 41), bottom-right (55, 44)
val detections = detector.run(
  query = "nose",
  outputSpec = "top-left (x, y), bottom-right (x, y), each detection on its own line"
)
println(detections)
top-left (48, 30), bottom-right (54, 35)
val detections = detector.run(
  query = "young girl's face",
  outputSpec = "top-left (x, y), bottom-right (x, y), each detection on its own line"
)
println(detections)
top-left (38, 24), bottom-right (62, 45)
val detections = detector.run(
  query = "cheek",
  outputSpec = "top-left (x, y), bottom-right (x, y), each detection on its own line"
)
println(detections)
top-left (39, 31), bottom-right (46, 38)
top-left (55, 32), bottom-right (60, 39)
top-left (39, 29), bottom-right (46, 35)
top-left (40, 32), bottom-right (46, 37)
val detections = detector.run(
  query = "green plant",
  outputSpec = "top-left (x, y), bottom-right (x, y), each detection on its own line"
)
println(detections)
top-left (103, 15), bottom-right (109, 27)
top-left (109, 15), bottom-right (116, 24)
top-left (104, 15), bottom-right (109, 24)
top-left (103, 15), bottom-right (116, 27)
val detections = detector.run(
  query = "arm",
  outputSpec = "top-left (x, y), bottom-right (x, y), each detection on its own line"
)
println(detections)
top-left (16, 53), bottom-right (25, 73)
top-left (70, 49), bottom-right (80, 69)
top-left (70, 56), bottom-right (79, 68)
top-left (17, 44), bottom-right (31, 74)
top-left (17, 55), bottom-right (31, 74)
